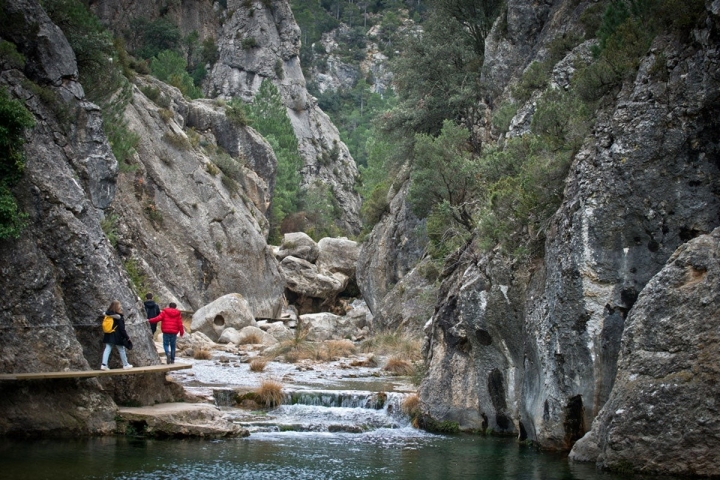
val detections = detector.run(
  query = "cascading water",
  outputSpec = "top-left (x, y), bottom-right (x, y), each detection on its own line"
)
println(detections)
top-left (224, 390), bottom-right (414, 434)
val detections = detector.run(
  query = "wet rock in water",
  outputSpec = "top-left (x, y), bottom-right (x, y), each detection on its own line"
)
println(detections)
top-left (328, 424), bottom-right (363, 433)
top-left (191, 294), bottom-right (257, 341)
top-left (116, 403), bottom-right (248, 438)
top-left (276, 232), bottom-right (320, 263)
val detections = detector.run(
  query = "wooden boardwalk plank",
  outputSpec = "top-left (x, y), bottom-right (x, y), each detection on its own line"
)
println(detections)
top-left (0, 363), bottom-right (191, 381)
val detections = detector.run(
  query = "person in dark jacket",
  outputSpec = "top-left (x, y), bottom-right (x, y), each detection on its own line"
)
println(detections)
top-left (101, 300), bottom-right (133, 370)
top-left (144, 293), bottom-right (161, 335)
top-left (149, 302), bottom-right (184, 364)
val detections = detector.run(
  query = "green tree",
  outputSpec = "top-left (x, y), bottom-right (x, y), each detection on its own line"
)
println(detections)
top-left (150, 50), bottom-right (202, 99)
top-left (0, 87), bottom-right (35, 239)
top-left (244, 81), bottom-right (303, 239)
top-left (409, 120), bottom-right (482, 231)
top-left (431, 0), bottom-right (503, 58)
top-left (381, 12), bottom-right (483, 150)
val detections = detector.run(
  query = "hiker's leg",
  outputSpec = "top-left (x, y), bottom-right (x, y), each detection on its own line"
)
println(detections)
top-left (117, 345), bottom-right (129, 366)
top-left (169, 334), bottom-right (177, 363)
top-left (163, 333), bottom-right (171, 362)
top-left (102, 343), bottom-right (112, 366)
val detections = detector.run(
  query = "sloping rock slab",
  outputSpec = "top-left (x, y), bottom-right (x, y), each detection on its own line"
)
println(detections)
top-left (117, 403), bottom-right (248, 438)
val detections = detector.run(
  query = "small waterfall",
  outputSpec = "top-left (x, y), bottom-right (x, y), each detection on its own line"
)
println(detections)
top-left (213, 388), bottom-right (237, 407)
top-left (229, 390), bottom-right (414, 434)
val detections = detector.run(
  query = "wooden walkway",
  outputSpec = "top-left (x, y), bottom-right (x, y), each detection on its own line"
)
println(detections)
top-left (0, 363), bottom-right (191, 381)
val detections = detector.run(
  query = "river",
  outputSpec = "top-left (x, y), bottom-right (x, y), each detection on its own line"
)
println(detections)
top-left (0, 354), bottom-right (677, 480)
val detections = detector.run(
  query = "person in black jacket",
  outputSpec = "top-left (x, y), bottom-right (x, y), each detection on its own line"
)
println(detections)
top-left (144, 293), bottom-right (161, 335)
top-left (100, 300), bottom-right (133, 370)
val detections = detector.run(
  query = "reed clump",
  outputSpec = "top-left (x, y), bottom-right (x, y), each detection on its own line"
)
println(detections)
top-left (361, 331), bottom-right (422, 361)
top-left (193, 349), bottom-right (212, 360)
top-left (383, 356), bottom-right (415, 376)
top-left (239, 332), bottom-right (262, 345)
top-left (256, 380), bottom-right (284, 408)
top-left (249, 358), bottom-right (267, 372)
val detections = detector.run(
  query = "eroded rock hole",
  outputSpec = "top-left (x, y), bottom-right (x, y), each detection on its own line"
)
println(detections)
top-left (488, 369), bottom-right (511, 431)
top-left (213, 315), bottom-right (225, 327)
top-left (475, 329), bottom-right (493, 346)
top-left (519, 421), bottom-right (527, 441)
top-left (563, 394), bottom-right (586, 447)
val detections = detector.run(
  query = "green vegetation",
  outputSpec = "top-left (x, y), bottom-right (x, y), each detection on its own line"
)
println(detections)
top-left (150, 50), bottom-right (202, 99)
top-left (240, 80), bottom-right (303, 241)
top-left (0, 87), bottom-right (35, 240)
top-left (0, 40), bottom-right (25, 70)
top-left (123, 258), bottom-right (148, 297)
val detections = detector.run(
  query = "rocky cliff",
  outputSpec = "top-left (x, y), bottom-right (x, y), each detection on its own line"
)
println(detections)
top-left (0, 0), bottom-right (183, 436)
top-left (109, 75), bottom-right (285, 317)
top-left (89, 0), bottom-right (362, 233)
top-left (359, 0), bottom-right (720, 476)
top-left (206, 0), bottom-right (362, 233)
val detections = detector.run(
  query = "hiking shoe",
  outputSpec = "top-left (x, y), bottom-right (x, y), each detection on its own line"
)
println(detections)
top-left (100, 364), bottom-right (109, 371)
top-left (122, 364), bottom-right (133, 369)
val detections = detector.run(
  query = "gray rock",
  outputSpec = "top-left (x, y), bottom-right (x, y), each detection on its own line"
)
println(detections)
top-left (569, 229), bottom-right (720, 477)
top-left (298, 312), bottom-right (358, 341)
top-left (266, 322), bottom-right (294, 342)
top-left (276, 232), bottom-right (320, 262)
top-left (191, 294), bottom-right (257, 342)
top-left (357, 179), bottom-right (428, 315)
top-left (206, 0), bottom-right (361, 233)
top-left (117, 403), bottom-right (248, 438)
top-left (112, 77), bottom-right (285, 318)
top-left (279, 256), bottom-right (349, 298)
top-left (316, 237), bottom-right (359, 276)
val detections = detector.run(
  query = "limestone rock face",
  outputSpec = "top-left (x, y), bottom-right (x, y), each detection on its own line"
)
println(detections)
top-left (569, 229), bottom-right (720, 476)
top-left (265, 322), bottom-right (294, 342)
top-left (0, 0), bottom-right (177, 435)
top-left (191, 294), bottom-right (257, 342)
top-left (111, 76), bottom-right (285, 318)
top-left (207, 0), bottom-right (361, 233)
top-left (411, 0), bottom-right (720, 459)
top-left (276, 232), bottom-right (320, 263)
top-left (356, 180), bottom-right (428, 315)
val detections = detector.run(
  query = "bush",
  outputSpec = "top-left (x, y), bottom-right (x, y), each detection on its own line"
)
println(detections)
top-left (241, 37), bottom-right (258, 50)
top-left (225, 98), bottom-right (251, 127)
top-left (491, 101), bottom-right (517, 134)
top-left (0, 87), bottom-right (35, 239)
top-left (0, 40), bottom-right (25, 70)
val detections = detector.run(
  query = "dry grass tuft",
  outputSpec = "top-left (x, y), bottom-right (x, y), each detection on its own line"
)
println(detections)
top-left (249, 358), bottom-right (267, 372)
top-left (239, 332), bottom-right (262, 345)
top-left (401, 394), bottom-right (421, 416)
top-left (350, 354), bottom-right (377, 367)
top-left (193, 349), bottom-right (212, 360)
top-left (361, 332), bottom-right (422, 361)
top-left (256, 380), bottom-right (284, 408)
top-left (383, 356), bottom-right (415, 376)
top-left (325, 339), bottom-right (356, 360)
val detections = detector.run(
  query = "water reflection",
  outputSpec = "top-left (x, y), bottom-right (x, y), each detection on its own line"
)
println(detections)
top-left (0, 434), bottom-right (672, 480)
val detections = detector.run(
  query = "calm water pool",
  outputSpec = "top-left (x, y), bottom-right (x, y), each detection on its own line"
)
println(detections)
top-left (0, 432), bottom-right (663, 480)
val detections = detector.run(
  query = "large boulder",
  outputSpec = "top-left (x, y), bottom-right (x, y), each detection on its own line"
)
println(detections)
top-left (191, 294), bottom-right (257, 342)
top-left (266, 322), bottom-right (295, 342)
top-left (299, 312), bottom-right (358, 341)
top-left (279, 256), bottom-right (349, 298)
top-left (570, 229), bottom-right (720, 477)
top-left (275, 232), bottom-right (320, 263)
top-left (316, 237), bottom-right (360, 276)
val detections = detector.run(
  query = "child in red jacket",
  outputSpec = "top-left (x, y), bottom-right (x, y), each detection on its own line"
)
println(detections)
top-left (149, 302), bottom-right (185, 364)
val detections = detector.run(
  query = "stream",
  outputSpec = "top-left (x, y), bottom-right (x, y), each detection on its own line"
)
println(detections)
top-left (0, 352), bottom-right (676, 479)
